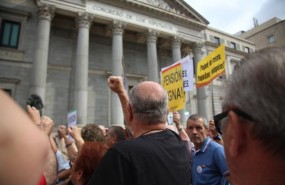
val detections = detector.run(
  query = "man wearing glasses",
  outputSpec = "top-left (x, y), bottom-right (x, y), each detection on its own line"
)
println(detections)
top-left (214, 47), bottom-right (285, 185)
top-left (186, 114), bottom-right (230, 185)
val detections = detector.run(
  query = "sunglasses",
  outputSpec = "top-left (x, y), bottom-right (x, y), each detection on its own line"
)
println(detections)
top-left (214, 109), bottom-right (254, 134)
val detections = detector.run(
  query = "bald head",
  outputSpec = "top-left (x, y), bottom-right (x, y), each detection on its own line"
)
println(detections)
top-left (129, 81), bottom-right (168, 125)
top-left (135, 81), bottom-right (166, 100)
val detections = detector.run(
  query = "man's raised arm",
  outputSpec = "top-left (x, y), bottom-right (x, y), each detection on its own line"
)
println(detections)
top-left (108, 76), bottom-right (130, 124)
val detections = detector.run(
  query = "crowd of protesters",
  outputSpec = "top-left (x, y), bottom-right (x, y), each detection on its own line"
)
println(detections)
top-left (1, 47), bottom-right (285, 185)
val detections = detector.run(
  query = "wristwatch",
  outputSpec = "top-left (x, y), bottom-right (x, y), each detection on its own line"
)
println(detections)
top-left (213, 134), bottom-right (222, 141)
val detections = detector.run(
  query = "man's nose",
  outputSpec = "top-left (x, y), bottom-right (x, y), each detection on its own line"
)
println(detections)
top-left (192, 128), bottom-right (198, 134)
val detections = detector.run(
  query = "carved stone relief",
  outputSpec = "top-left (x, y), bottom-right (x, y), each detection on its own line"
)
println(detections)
top-left (136, 0), bottom-right (185, 15)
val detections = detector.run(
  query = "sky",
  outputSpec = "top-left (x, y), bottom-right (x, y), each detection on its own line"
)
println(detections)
top-left (184, 0), bottom-right (285, 34)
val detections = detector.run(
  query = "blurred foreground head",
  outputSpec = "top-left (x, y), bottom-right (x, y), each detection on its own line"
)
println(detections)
top-left (0, 90), bottom-right (48, 185)
top-left (221, 47), bottom-right (285, 185)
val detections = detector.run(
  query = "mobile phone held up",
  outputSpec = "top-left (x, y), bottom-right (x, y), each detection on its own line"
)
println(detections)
top-left (27, 94), bottom-right (44, 116)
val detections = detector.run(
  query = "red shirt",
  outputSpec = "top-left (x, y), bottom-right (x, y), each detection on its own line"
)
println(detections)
top-left (38, 175), bottom-right (47, 185)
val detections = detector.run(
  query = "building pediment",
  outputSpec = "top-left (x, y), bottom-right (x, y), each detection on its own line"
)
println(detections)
top-left (85, 0), bottom-right (208, 30)
top-left (127, 0), bottom-right (209, 26)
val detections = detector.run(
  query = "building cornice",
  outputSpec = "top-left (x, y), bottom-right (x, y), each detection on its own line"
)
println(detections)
top-left (206, 27), bottom-right (255, 45)
top-left (205, 41), bottom-right (250, 55)
top-left (0, 4), bottom-right (32, 17)
top-left (37, 0), bottom-right (85, 16)
top-left (37, 0), bottom-right (208, 31)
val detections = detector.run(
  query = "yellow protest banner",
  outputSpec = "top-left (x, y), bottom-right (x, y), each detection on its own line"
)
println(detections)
top-left (161, 62), bottom-right (185, 112)
top-left (196, 44), bottom-right (226, 88)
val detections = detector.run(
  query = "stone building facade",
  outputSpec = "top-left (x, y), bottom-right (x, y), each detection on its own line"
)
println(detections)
top-left (0, 0), bottom-right (254, 126)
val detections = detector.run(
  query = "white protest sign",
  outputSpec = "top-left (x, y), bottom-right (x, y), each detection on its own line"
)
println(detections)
top-left (67, 110), bottom-right (77, 141)
top-left (67, 110), bottom-right (77, 127)
top-left (181, 55), bottom-right (194, 92)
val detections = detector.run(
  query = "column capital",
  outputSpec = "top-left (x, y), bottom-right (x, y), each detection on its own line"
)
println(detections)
top-left (193, 42), bottom-right (204, 54)
top-left (146, 29), bottom-right (159, 43)
top-left (171, 36), bottom-right (183, 49)
top-left (112, 21), bottom-right (126, 35)
top-left (76, 12), bottom-right (93, 29)
top-left (37, 4), bottom-right (55, 21)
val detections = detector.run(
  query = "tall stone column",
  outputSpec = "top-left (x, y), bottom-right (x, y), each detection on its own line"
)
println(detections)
top-left (30, 5), bottom-right (54, 103)
top-left (172, 36), bottom-right (187, 124)
top-left (194, 42), bottom-right (208, 119)
top-left (146, 30), bottom-right (159, 82)
top-left (172, 36), bottom-right (182, 63)
top-left (74, 13), bottom-right (92, 124)
top-left (111, 21), bottom-right (125, 125)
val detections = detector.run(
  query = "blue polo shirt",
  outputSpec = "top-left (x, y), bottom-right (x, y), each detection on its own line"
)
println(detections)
top-left (191, 137), bottom-right (229, 185)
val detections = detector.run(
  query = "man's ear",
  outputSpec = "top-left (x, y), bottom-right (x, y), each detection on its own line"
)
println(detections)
top-left (127, 104), bottom-right (133, 122)
top-left (112, 136), bottom-right (118, 145)
top-left (227, 111), bottom-right (247, 157)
